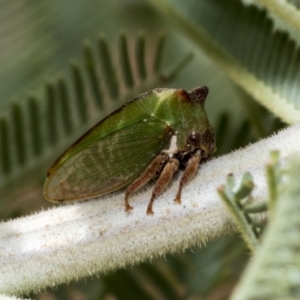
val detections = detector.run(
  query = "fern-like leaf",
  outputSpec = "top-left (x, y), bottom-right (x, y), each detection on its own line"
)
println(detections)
top-left (0, 32), bottom-right (191, 205)
top-left (232, 153), bottom-right (300, 299)
top-left (149, 0), bottom-right (300, 123)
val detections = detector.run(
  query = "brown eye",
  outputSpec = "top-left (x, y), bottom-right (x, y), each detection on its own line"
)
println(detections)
top-left (187, 132), bottom-right (201, 146)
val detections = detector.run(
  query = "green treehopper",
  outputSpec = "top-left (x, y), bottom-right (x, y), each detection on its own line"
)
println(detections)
top-left (44, 86), bottom-right (216, 214)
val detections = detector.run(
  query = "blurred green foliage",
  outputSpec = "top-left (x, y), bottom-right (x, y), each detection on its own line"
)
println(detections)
top-left (0, 0), bottom-right (293, 299)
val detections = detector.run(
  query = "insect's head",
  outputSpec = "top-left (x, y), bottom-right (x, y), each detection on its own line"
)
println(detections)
top-left (186, 86), bottom-right (216, 158)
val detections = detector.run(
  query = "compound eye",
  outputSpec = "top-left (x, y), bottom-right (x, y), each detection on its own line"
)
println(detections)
top-left (187, 132), bottom-right (201, 146)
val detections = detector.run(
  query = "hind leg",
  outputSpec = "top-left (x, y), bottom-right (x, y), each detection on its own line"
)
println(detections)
top-left (124, 153), bottom-right (168, 211)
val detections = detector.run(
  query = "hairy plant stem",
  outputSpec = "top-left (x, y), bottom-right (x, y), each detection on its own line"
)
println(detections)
top-left (0, 123), bottom-right (299, 296)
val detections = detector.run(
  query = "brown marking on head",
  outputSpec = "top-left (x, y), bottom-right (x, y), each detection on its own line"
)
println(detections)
top-left (175, 89), bottom-right (190, 102)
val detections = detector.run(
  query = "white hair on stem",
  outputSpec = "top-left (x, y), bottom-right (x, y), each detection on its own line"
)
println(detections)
top-left (0, 123), bottom-right (300, 297)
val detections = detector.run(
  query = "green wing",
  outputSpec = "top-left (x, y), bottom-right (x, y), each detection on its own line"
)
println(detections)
top-left (44, 119), bottom-right (172, 202)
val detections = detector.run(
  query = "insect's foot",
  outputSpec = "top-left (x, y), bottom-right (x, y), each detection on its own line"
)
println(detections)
top-left (173, 197), bottom-right (181, 204)
top-left (146, 207), bottom-right (154, 214)
top-left (125, 205), bottom-right (133, 211)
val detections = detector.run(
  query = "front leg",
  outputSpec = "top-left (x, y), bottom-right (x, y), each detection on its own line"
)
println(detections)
top-left (174, 150), bottom-right (201, 203)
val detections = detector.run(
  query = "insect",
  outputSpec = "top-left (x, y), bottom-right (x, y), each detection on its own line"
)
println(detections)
top-left (44, 86), bottom-right (216, 214)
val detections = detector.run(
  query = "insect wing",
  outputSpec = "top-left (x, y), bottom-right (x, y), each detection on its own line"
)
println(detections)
top-left (44, 119), bottom-right (172, 202)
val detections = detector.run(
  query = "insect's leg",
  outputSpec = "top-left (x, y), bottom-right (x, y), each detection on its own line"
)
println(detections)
top-left (174, 150), bottom-right (201, 203)
top-left (147, 158), bottom-right (179, 214)
top-left (125, 154), bottom-right (168, 211)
